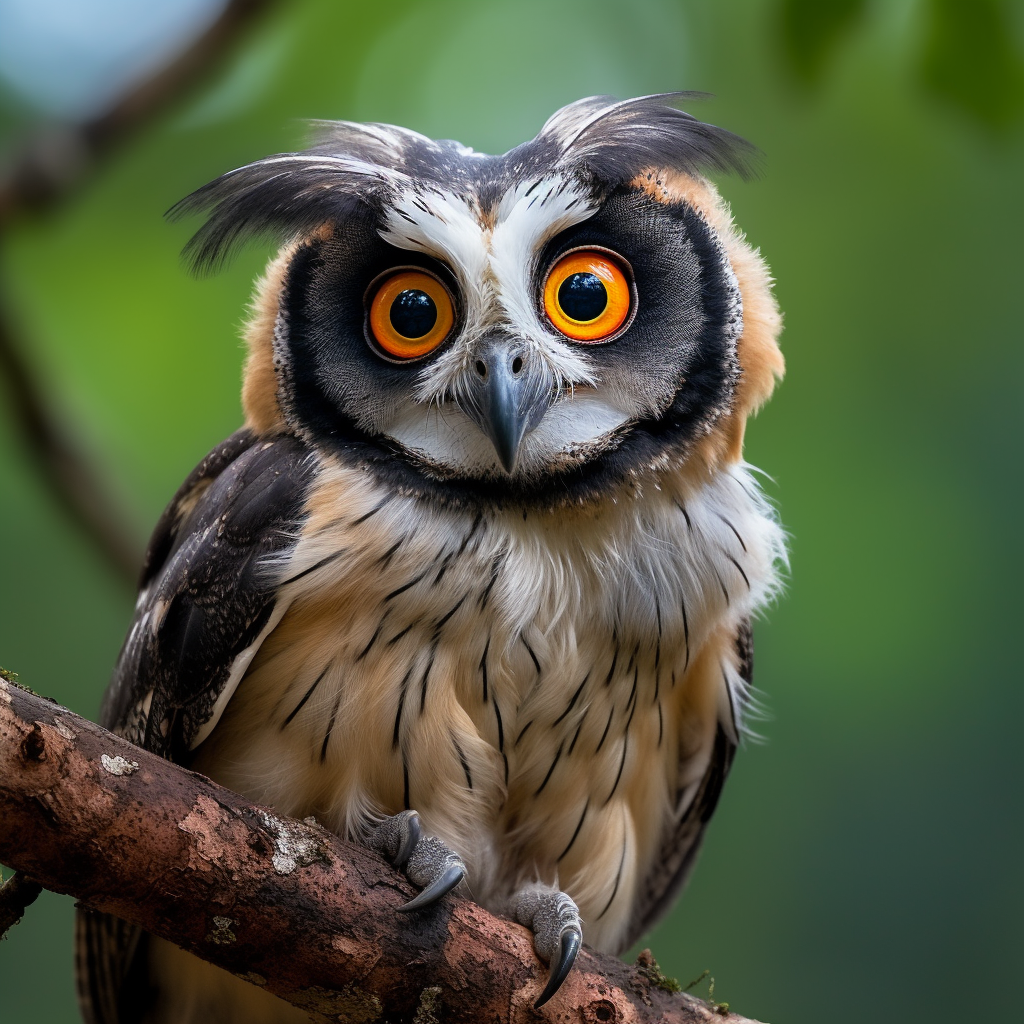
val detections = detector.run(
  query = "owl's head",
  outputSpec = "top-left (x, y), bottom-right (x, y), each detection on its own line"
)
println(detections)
top-left (176, 95), bottom-right (782, 507)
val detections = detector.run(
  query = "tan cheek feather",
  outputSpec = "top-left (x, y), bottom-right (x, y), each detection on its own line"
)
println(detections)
top-left (241, 223), bottom-right (335, 435)
top-left (631, 170), bottom-right (784, 472)
top-left (240, 245), bottom-right (292, 434)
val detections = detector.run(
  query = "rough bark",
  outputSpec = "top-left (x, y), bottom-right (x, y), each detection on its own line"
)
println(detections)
top-left (0, 870), bottom-right (42, 934)
top-left (0, 678), bottom-right (757, 1024)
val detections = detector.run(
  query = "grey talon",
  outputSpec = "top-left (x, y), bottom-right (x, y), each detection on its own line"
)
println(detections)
top-left (534, 927), bottom-right (581, 1008)
top-left (365, 812), bottom-right (466, 912)
top-left (399, 862), bottom-right (465, 912)
top-left (393, 810), bottom-right (421, 868)
top-left (365, 809), bottom-right (420, 865)
top-left (509, 884), bottom-right (583, 1004)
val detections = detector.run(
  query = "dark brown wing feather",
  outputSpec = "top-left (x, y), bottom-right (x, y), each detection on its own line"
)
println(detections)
top-left (622, 619), bottom-right (753, 948)
top-left (75, 429), bottom-right (318, 1024)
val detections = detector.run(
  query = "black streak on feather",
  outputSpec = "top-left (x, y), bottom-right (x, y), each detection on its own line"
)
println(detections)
top-left (457, 512), bottom-right (485, 557)
top-left (433, 595), bottom-right (466, 635)
top-left (419, 640), bottom-right (438, 713)
top-left (452, 734), bottom-right (473, 789)
top-left (625, 691), bottom-right (638, 732)
top-left (534, 741), bottom-right (564, 797)
top-left (281, 550), bottom-right (344, 587)
top-left (386, 569), bottom-right (428, 602)
top-left (717, 513), bottom-right (747, 552)
top-left (595, 706), bottom-right (614, 753)
top-left (403, 758), bottom-right (410, 810)
top-left (432, 550), bottom-right (455, 587)
top-left (493, 699), bottom-right (505, 752)
top-left (552, 673), bottom-right (590, 727)
top-left (353, 494), bottom-right (393, 525)
top-left (604, 646), bottom-right (619, 687)
top-left (376, 537), bottom-right (405, 569)
top-left (387, 621), bottom-right (416, 646)
top-left (392, 665), bottom-right (414, 749)
top-left (355, 614), bottom-right (389, 661)
top-left (568, 716), bottom-right (585, 756)
top-left (713, 567), bottom-right (731, 605)
top-left (521, 635), bottom-right (541, 677)
top-left (604, 736), bottom-right (629, 806)
top-left (597, 839), bottom-right (628, 920)
top-left (558, 799), bottom-right (589, 862)
top-left (479, 553), bottom-right (502, 609)
top-left (282, 663), bottom-right (331, 728)
top-left (320, 688), bottom-right (343, 763)
top-left (675, 499), bottom-right (693, 533)
top-left (515, 720), bottom-right (534, 747)
top-left (681, 596), bottom-right (691, 671)
top-left (480, 636), bottom-right (490, 702)
top-left (726, 553), bottom-right (751, 589)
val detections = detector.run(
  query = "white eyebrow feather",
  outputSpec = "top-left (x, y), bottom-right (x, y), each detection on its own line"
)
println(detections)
top-left (378, 174), bottom-right (602, 407)
top-left (218, 153), bottom-right (414, 188)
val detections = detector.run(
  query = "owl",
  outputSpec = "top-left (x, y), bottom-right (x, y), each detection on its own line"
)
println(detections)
top-left (76, 94), bottom-right (785, 1023)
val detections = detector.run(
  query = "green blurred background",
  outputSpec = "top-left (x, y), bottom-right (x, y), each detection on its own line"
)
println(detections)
top-left (1, 0), bottom-right (1021, 1021)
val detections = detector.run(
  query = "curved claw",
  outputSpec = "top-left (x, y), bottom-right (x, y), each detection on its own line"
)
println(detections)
top-left (393, 811), bottom-right (421, 869)
top-left (398, 863), bottom-right (465, 912)
top-left (534, 926), bottom-right (581, 1008)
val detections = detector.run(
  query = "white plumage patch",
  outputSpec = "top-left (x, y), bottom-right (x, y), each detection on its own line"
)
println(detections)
top-left (377, 174), bottom-right (624, 472)
top-left (384, 387), bottom-right (631, 478)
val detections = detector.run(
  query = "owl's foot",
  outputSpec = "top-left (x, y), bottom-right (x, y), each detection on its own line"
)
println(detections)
top-left (366, 809), bottom-right (466, 911)
top-left (509, 883), bottom-right (582, 1008)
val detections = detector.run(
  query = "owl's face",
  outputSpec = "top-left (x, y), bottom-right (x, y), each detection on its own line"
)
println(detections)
top-left (179, 96), bottom-right (780, 506)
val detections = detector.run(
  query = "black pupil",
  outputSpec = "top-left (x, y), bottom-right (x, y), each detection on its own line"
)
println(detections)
top-left (558, 272), bottom-right (607, 322)
top-left (390, 289), bottom-right (437, 339)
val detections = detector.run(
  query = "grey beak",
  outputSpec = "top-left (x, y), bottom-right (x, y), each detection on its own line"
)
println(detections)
top-left (459, 339), bottom-right (553, 473)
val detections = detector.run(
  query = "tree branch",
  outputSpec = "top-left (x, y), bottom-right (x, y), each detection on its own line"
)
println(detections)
top-left (0, 0), bottom-right (275, 225)
top-left (0, 299), bottom-right (143, 583)
top-left (0, 870), bottom-right (41, 935)
top-left (0, 678), bottom-right (759, 1024)
top-left (0, 0), bottom-right (277, 586)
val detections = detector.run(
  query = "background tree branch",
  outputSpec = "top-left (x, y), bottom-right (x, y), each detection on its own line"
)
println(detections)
top-left (0, 677), bottom-right (758, 1024)
top-left (0, 0), bottom-right (274, 224)
top-left (0, 0), bottom-right (276, 587)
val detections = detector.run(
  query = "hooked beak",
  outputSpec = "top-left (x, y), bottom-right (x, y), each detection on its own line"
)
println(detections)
top-left (458, 338), bottom-right (553, 473)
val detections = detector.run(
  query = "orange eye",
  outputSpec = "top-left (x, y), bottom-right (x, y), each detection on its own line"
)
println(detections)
top-left (543, 249), bottom-right (632, 342)
top-left (369, 270), bottom-right (455, 359)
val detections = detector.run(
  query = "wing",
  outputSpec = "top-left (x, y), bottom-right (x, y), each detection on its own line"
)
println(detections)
top-left (622, 619), bottom-right (753, 948)
top-left (75, 428), bottom-right (319, 1024)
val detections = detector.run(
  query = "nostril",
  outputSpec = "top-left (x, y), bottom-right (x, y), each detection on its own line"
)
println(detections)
top-left (511, 356), bottom-right (524, 375)
top-left (475, 360), bottom-right (487, 378)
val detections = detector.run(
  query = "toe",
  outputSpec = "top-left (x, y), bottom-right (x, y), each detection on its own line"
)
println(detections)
top-left (534, 926), bottom-right (581, 1007)
top-left (399, 862), bottom-right (465, 912)
top-left (366, 814), bottom-right (466, 911)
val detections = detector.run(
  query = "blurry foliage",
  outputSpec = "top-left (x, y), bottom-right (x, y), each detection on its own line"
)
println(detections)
top-left (919, 0), bottom-right (1024, 129)
top-left (776, 0), bottom-right (868, 85)
top-left (0, 2), bottom-right (1022, 1024)
top-left (777, 0), bottom-right (1024, 132)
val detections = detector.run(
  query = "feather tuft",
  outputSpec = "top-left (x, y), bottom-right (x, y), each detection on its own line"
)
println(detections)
top-left (169, 95), bottom-right (757, 274)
